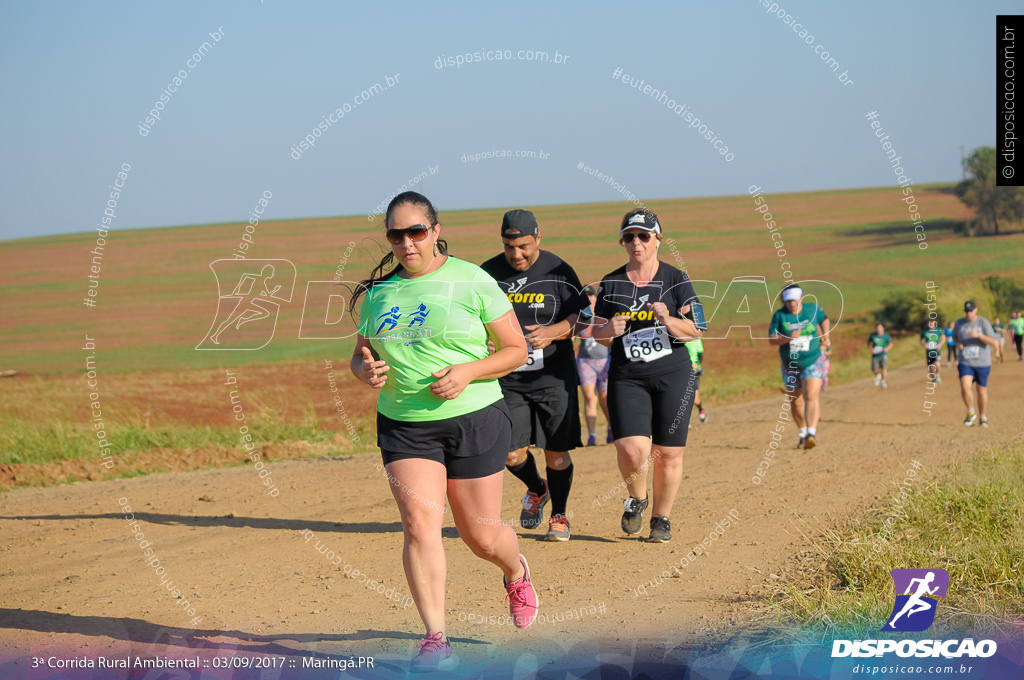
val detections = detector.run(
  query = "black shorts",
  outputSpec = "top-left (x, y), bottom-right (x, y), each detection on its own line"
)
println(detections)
top-left (377, 400), bottom-right (511, 479)
top-left (608, 367), bottom-right (695, 447)
top-left (926, 352), bottom-right (940, 366)
top-left (503, 383), bottom-right (581, 452)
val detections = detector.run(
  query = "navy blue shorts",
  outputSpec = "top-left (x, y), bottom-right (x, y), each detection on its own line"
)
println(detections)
top-left (957, 364), bottom-right (991, 387)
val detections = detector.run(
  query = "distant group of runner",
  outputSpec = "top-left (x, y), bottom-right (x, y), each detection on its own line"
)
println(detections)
top-left (876, 300), bottom-right (1018, 428)
top-left (343, 191), bottom-right (1015, 671)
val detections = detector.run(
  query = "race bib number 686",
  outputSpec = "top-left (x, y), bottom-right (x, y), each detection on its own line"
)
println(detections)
top-left (624, 327), bottom-right (672, 362)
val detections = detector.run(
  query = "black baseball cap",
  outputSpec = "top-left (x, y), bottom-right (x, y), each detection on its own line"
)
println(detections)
top-left (619, 211), bottom-right (661, 234)
top-left (501, 209), bottom-right (539, 239)
top-left (964, 300), bottom-right (977, 312)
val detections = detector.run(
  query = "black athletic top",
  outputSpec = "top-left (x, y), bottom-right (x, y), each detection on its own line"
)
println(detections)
top-left (480, 249), bottom-right (588, 390)
top-left (593, 261), bottom-right (698, 379)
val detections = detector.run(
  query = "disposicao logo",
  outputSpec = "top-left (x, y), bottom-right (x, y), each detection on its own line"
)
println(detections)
top-left (831, 568), bottom-right (997, 659)
top-left (883, 568), bottom-right (948, 632)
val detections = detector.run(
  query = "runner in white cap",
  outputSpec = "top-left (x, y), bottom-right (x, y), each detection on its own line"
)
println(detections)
top-left (768, 284), bottom-right (832, 449)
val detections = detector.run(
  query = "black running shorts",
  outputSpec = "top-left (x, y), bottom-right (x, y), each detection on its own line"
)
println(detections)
top-left (502, 383), bottom-right (582, 452)
top-left (608, 367), bottom-right (695, 447)
top-left (377, 400), bottom-right (512, 479)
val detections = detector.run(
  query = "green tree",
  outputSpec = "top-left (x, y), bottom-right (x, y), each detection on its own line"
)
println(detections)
top-left (955, 146), bottom-right (1024, 235)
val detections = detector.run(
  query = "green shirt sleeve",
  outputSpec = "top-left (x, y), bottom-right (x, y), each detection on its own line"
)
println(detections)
top-left (473, 267), bottom-right (514, 324)
top-left (686, 341), bottom-right (700, 363)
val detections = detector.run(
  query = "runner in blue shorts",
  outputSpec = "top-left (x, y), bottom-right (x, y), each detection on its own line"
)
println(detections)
top-left (769, 284), bottom-right (832, 450)
top-left (953, 300), bottom-right (1000, 427)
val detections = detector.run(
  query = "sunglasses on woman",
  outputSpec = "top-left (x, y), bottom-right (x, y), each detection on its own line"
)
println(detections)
top-left (385, 224), bottom-right (434, 245)
top-left (621, 231), bottom-right (654, 244)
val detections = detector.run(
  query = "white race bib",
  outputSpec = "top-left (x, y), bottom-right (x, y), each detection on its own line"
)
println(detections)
top-left (789, 335), bottom-right (812, 352)
top-left (961, 345), bottom-right (981, 360)
top-left (926, 341), bottom-right (939, 350)
top-left (513, 345), bottom-right (545, 372)
top-left (624, 326), bottom-right (672, 363)
top-left (871, 345), bottom-right (883, 355)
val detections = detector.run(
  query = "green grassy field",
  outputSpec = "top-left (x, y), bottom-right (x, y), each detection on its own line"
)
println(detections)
top-left (3, 182), bottom-right (1018, 374)
top-left (766, 439), bottom-right (1024, 641)
top-left (1, 183), bottom-right (1021, 475)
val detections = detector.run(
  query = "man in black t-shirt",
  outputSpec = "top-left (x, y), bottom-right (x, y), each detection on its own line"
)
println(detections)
top-left (481, 209), bottom-right (588, 542)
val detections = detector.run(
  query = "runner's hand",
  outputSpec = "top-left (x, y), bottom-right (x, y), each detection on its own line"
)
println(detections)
top-left (430, 364), bottom-right (473, 400)
top-left (647, 302), bottom-right (671, 326)
top-left (360, 346), bottom-right (390, 388)
top-left (609, 315), bottom-right (629, 337)
top-left (523, 324), bottom-right (559, 349)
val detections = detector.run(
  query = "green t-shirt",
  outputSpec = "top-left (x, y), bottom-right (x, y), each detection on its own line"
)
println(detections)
top-left (1010, 317), bottom-right (1024, 335)
top-left (686, 337), bottom-right (704, 366)
top-left (868, 332), bottom-right (892, 357)
top-left (921, 328), bottom-right (943, 353)
top-left (769, 303), bottom-right (827, 370)
top-left (357, 257), bottom-right (513, 421)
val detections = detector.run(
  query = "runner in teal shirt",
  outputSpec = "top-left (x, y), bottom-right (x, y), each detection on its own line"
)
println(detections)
top-left (920, 319), bottom-right (944, 384)
top-left (867, 323), bottom-right (893, 389)
top-left (768, 284), bottom-right (831, 450)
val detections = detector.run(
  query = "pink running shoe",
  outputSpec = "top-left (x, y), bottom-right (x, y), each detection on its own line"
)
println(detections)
top-left (503, 555), bottom-right (539, 628)
top-left (410, 631), bottom-right (455, 672)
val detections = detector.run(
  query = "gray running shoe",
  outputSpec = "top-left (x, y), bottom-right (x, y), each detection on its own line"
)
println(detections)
top-left (648, 516), bottom-right (672, 543)
top-left (621, 496), bottom-right (649, 535)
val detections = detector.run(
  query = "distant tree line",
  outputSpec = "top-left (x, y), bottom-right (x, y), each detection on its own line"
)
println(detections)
top-left (873, 276), bottom-right (1024, 332)
top-left (956, 146), bottom-right (1024, 235)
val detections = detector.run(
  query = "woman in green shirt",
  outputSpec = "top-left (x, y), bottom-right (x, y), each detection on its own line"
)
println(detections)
top-left (349, 192), bottom-right (537, 670)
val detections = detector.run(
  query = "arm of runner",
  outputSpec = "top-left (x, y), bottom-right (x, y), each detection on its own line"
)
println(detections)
top-left (769, 328), bottom-right (801, 345)
top-left (350, 336), bottom-right (390, 388)
top-left (768, 310), bottom-right (790, 346)
top-left (592, 313), bottom-right (628, 346)
top-left (523, 314), bottom-right (580, 349)
top-left (819, 317), bottom-right (832, 353)
top-left (429, 310), bottom-right (528, 400)
top-left (648, 302), bottom-right (702, 341)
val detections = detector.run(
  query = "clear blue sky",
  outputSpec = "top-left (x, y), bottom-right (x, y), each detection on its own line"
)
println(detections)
top-left (0, 1), bottom-right (1010, 241)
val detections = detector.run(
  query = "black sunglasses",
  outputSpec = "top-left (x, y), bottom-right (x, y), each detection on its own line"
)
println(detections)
top-left (386, 224), bottom-right (434, 245)
top-left (621, 231), bottom-right (654, 244)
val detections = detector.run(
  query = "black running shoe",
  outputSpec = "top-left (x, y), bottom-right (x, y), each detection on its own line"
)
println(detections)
top-left (648, 516), bottom-right (671, 543)
top-left (519, 480), bottom-right (549, 530)
top-left (621, 496), bottom-right (649, 535)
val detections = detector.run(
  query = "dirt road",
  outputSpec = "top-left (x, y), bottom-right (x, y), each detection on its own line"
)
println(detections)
top-left (1, 359), bottom-right (1020, 677)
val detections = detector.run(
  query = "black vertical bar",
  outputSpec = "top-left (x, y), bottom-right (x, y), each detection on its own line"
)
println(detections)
top-left (997, 15), bottom-right (1023, 185)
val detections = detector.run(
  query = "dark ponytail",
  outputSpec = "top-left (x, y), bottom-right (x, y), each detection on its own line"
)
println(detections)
top-left (348, 191), bottom-right (448, 313)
